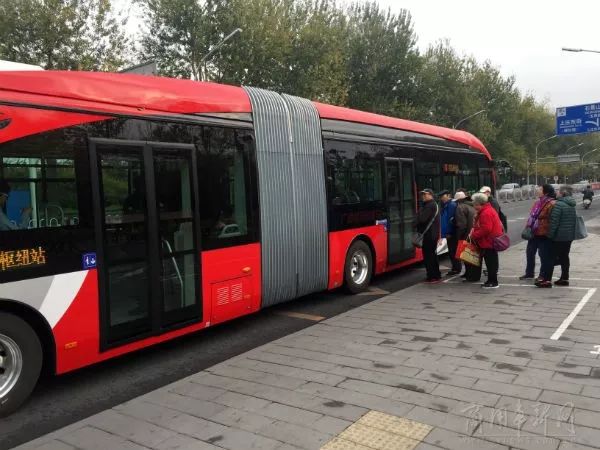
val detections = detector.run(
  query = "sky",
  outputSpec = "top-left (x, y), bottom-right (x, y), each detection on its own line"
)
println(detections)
top-left (371, 0), bottom-right (600, 109)
top-left (122, 0), bottom-right (600, 109)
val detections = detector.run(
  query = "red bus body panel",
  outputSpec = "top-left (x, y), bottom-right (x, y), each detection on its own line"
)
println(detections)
top-left (0, 71), bottom-right (252, 115)
top-left (52, 244), bottom-right (261, 374)
top-left (327, 227), bottom-right (423, 290)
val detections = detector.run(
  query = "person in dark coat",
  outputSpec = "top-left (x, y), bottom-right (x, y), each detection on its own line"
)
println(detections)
top-left (414, 188), bottom-right (441, 283)
top-left (453, 191), bottom-right (477, 280)
top-left (439, 190), bottom-right (460, 275)
top-left (469, 193), bottom-right (504, 288)
top-left (547, 185), bottom-right (577, 286)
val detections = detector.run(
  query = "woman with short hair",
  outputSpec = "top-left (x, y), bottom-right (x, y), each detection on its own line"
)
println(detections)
top-left (547, 185), bottom-right (577, 286)
top-left (469, 192), bottom-right (504, 288)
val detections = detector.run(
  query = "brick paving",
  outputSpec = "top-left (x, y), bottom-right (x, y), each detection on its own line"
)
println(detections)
top-left (13, 223), bottom-right (600, 450)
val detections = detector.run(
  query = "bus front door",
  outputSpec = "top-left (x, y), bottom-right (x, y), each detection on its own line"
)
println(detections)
top-left (384, 158), bottom-right (417, 265)
top-left (90, 139), bottom-right (202, 348)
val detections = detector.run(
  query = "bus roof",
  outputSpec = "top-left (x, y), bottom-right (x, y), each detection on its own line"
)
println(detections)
top-left (314, 102), bottom-right (490, 159)
top-left (0, 70), bottom-right (490, 159)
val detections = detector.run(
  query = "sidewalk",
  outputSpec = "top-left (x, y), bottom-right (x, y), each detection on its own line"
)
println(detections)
top-left (13, 223), bottom-right (600, 450)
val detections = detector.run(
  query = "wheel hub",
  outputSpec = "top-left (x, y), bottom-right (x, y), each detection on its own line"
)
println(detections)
top-left (350, 250), bottom-right (369, 285)
top-left (0, 334), bottom-right (23, 401)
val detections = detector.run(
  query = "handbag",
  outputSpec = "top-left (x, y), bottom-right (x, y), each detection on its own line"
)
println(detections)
top-left (575, 215), bottom-right (588, 240)
top-left (412, 202), bottom-right (439, 248)
top-left (457, 238), bottom-right (481, 267)
top-left (493, 233), bottom-right (511, 252)
top-left (522, 199), bottom-right (550, 241)
top-left (521, 227), bottom-right (533, 240)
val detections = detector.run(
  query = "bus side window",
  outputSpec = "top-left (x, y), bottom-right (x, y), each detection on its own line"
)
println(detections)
top-left (196, 126), bottom-right (257, 249)
top-left (0, 138), bottom-right (80, 231)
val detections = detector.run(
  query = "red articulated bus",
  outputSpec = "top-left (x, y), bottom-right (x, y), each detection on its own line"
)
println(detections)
top-left (0, 71), bottom-right (493, 415)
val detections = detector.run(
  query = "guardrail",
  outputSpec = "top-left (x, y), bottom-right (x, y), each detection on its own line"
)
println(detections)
top-left (498, 183), bottom-right (599, 203)
top-left (498, 189), bottom-right (523, 202)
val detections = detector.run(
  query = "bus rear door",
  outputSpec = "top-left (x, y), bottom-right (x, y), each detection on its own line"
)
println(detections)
top-left (384, 157), bottom-right (417, 265)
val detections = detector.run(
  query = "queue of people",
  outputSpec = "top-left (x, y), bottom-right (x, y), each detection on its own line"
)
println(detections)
top-left (414, 186), bottom-right (505, 288)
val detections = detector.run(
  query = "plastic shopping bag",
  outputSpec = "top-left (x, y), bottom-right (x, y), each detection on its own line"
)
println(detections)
top-left (456, 239), bottom-right (481, 267)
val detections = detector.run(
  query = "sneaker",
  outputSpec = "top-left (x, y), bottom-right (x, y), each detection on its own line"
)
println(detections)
top-left (535, 280), bottom-right (552, 288)
top-left (482, 282), bottom-right (499, 289)
top-left (447, 270), bottom-right (460, 276)
top-left (519, 275), bottom-right (534, 280)
top-left (554, 279), bottom-right (570, 286)
top-left (424, 278), bottom-right (442, 284)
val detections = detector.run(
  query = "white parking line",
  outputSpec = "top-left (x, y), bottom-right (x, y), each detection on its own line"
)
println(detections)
top-left (551, 288), bottom-right (597, 341)
top-left (445, 280), bottom-right (597, 340)
top-left (443, 274), bottom-right (462, 283)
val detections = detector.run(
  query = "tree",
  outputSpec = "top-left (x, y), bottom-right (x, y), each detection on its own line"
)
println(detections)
top-left (138, 0), bottom-right (224, 80)
top-left (344, 2), bottom-right (420, 115)
top-left (411, 41), bottom-right (471, 127)
top-left (0, 0), bottom-right (129, 71)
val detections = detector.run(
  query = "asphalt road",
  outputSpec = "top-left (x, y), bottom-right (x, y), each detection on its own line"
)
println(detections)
top-left (2, 198), bottom-right (599, 450)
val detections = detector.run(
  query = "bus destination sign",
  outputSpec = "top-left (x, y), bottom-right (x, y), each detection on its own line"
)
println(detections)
top-left (0, 246), bottom-right (47, 272)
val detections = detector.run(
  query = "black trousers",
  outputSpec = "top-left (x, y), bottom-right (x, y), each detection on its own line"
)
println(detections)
top-left (483, 249), bottom-right (499, 284)
top-left (553, 241), bottom-right (572, 281)
top-left (468, 249), bottom-right (499, 283)
top-left (422, 238), bottom-right (441, 280)
top-left (538, 237), bottom-right (554, 281)
top-left (524, 237), bottom-right (540, 278)
top-left (447, 235), bottom-right (462, 272)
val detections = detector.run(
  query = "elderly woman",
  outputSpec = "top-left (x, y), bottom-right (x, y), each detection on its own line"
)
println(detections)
top-left (469, 192), bottom-right (504, 288)
top-left (520, 186), bottom-right (546, 280)
top-left (532, 185), bottom-right (556, 287)
top-left (546, 185), bottom-right (577, 287)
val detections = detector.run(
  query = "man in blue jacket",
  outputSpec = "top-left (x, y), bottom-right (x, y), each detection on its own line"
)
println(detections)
top-left (439, 190), bottom-right (460, 275)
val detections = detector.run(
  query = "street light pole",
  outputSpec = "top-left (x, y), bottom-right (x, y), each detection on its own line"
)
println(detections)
top-left (535, 135), bottom-right (557, 186)
top-left (200, 28), bottom-right (243, 81)
top-left (581, 148), bottom-right (599, 180)
top-left (453, 109), bottom-right (486, 129)
top-left (562, 47), bottom-right (600, 54)
top-left (562, 142), bottom-right (584, 155)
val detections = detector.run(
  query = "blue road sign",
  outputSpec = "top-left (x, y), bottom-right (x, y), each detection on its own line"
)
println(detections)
top-left (556, 102), bottom-right (600, 135)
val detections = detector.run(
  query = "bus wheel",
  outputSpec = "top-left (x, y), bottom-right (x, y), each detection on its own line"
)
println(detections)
top-left (0, 312), bottom-right (42, 417)
top-left (344, 241), bottom-right (373, 294)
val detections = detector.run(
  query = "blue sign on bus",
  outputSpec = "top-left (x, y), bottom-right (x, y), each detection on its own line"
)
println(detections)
top-left (556, 102), bottom-right (600, 135)
top-left (82, 252), bottom-right (97, 269)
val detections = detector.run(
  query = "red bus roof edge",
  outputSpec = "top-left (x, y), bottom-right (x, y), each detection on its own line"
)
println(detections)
top-left (313, 102), bottom-right (492, 160)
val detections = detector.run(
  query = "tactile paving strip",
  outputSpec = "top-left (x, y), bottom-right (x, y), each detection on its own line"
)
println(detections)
top-left (337, 423), bottom-right (420, 450)
top-left (321, 437), bottom-right (374, 450)
top-left (357, 410), bottom-right (433, 441)
top-left (320, 410), bottom-right (433, 450)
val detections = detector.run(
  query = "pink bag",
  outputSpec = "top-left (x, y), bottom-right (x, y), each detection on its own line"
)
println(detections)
top-left (493, 233), bottom-right (510, 252)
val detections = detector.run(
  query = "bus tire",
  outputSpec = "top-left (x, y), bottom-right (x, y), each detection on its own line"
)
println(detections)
top-left (0, 312), bottom-right (42, 417)
top-left (344, 241), bottom-right (373, 294)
